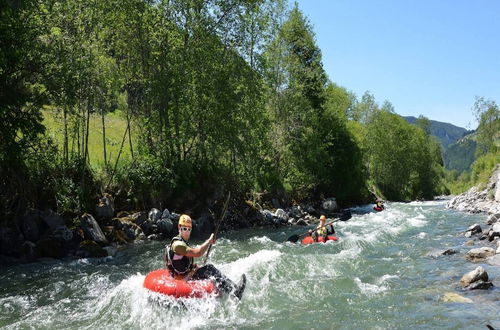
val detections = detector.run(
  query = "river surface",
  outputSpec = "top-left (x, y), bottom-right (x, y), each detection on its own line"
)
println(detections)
top-left (1, 201), bottom-right (499, 329)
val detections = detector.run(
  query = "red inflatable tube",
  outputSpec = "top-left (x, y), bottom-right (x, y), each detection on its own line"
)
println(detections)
top-left (301, 235), bottom-right (338, 244)
top-left (373, 206), bottom-right (384, 212)
top-left (143, 269), bottom-right (218, 298)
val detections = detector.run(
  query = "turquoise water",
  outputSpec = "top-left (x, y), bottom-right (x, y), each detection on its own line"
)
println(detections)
top-left (1, 201), bottom-right (499, 329)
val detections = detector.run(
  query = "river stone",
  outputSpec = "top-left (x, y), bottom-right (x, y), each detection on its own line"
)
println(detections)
top-left (464, 231), bottom-right (472, 238)
top-left (442, 249), bottom-right (458, 256)
top-left (464, 240), bottom-right (475, 246)
top-left (41, 209), bottom-right (65, 230)
top-left (488, 223), bottom-right (500, 241)
top-left (148, 208), bottom-right (162, 223)
top-left (466, 280), bottom-right (493, 290)
top-left (440, 292), bottom-right (472, 303)
top-left (466, 224), bottom-right (482, 235)
top-left (487, 254), bottom-right (500, 266)
top-left (322, 198), bottom-right (338, 212)
top-left (261, 210), bottom-right (274, 222)
top-left (51, 226), bottom-right (73, 242)
top-left (296, 219), bottom-right (308, 226)
top-left (487, 213), bottom-right (500, 225)
top-left (157, 218), bottom-right (173, 235)
top-left (95, 194), bottom-right (114, 219)
top-left (161, 208), bottom-right (170, 220)
top-left (80, 213), bottom-right (108, 245)
top-left (274, 209), bottom-right (289, 222)
top-left (466, 247), bottom-right (496, 261)
top-left (289, 206), bottom-right (303, 218)
top-left (460, 266), bottom-right (488, 287)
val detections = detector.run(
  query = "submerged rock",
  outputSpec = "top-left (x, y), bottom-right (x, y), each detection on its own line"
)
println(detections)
top-left (466, 280), bottom-right (493, 290)
top-left (440, 292), bottom-right (472, 303)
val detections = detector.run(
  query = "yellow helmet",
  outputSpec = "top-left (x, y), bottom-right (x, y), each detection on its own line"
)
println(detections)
top-left (179, 214), bottom-right (192, 228)
top-left (320, 215), bottom-right (326, 221)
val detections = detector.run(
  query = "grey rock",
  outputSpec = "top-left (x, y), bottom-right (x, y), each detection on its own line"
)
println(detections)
top-left (487, 213), bottom-right (500, 225)
top-left (161, 208), bottom-right (170, 220)
top-left (41, 210), bottom-right (65, 230)
top-left (466, 280), bottom-right (493, 290)
top-left (80, 213), bottom-right (108, 244)
top-left (488, 223), bottom-right (500, 241)
top-left (464, 231), bottom-right (472, 238)
top-left (169, 212), bottom-right (180, 222)
top-left (95, 194), bottom-right (114, 219)
top-left (442, 249), bottom-right (458, 255)
top-left (464, 240), bottom-right (475, 246)
top-left (157, 218), bottom-right (173, 235)
top-left (148, 208), bottom-right (162, 223)
top-left (322, 198), bottom-right (338, 212)
top-left (51, 226), bottom-right (73, 241)
top-left (487, 254), bottom-right (500, 266)
top-left (147, 234), bottom-right (160, 240)
top-left (460, 266), bottom-right (488, 287)
top-left (466, 247), bottom-right (496, 260)
top-left (274, 209), bottom-right (289, 222)
top-left (296, 219), bottom-right (308, 226)
top-left (466, 223), bottom-right (482, 235)
top-left (261, 210), bottom-right (274, 222)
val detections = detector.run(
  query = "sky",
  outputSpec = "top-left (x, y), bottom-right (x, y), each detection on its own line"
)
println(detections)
top-left (295, 0), bottom-right (500, 129)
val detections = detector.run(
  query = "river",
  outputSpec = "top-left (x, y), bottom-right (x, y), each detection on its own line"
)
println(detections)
top-left (1, 201), bottom-right (499, 329)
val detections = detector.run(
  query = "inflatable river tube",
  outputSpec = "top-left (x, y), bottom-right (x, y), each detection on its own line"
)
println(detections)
top-left (301, 235), bottom-right (338, 244)
top-left (143, 269), bottom-right (218, 298)
top-left (373, 206), bottom-right (384, 212)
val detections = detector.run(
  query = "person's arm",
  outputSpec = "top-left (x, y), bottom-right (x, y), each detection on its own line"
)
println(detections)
top-left (174, 234), bottom-right (215, 258)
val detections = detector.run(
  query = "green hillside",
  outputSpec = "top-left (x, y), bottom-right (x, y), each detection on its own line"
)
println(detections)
top-left (403, 116), bottom-right (471, 148)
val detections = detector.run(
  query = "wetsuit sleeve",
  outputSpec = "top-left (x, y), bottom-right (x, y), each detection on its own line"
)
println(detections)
top-left (172, 241), bottom-right (188, 255)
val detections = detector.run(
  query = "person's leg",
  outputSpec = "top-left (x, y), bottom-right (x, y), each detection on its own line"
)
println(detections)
top-left (191, 264), bottom-right (234, 294)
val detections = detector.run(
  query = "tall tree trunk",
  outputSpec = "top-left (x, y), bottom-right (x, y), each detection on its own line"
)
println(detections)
top-left (101, 109), bottom-right (107, 166)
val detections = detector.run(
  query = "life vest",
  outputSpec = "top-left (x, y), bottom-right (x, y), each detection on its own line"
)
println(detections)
top-left (165, 236), bottom-right (194, 275)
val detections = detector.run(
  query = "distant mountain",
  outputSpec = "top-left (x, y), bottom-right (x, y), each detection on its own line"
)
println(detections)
top-left (403, 116), bottom-right (477, 173)
top-left (403, 116), bottom-right (471, 148)
top-left (443, 134), bottom-right (477, 173)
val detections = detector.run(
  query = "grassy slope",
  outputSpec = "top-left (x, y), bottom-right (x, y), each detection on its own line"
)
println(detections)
top-left (42, 108), bottom-right (135, 168)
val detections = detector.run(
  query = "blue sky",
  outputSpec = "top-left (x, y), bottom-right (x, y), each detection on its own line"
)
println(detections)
top-left (295, 0), bottom-right (500, 129)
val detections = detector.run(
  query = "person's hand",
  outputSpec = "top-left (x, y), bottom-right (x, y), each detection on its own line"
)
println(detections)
top-left (308, 230), bottom-right (313, 234)
top-left (208, 233), bottom-right (216, 244)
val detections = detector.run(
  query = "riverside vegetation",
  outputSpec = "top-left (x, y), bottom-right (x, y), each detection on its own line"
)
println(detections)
top-left (1, 0), bottom-right (499, 263)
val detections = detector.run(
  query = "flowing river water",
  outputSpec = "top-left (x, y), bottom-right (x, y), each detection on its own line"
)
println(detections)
top-left (1, 201), bottom-right (499, 329)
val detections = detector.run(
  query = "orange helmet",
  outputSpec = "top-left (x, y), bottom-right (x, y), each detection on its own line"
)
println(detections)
top-left (320, 215), bottom-right (326, 221)
top-left (178, 214), bottom-right (192, 228)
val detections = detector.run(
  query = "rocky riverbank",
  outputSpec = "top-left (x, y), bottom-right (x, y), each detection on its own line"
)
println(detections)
top-left (441, 164), bottom-right (500, 303)
top-left (0, 193), bottom-right (344, 265)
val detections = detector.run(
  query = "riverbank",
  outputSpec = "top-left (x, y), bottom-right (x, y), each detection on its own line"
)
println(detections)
top-left (0, 192), bottom-right (348, 265)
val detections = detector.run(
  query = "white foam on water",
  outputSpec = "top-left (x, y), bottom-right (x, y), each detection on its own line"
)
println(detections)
top-left (354, 277), bottom-right (390, 296)
top-left (219, 249), bottom-right (282, 279)
top-left (417, 232), bottom-right (427, 239)
top-left (249, 235), bottom-right (274, 244)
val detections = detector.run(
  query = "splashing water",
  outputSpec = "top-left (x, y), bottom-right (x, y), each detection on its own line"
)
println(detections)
top-left (1, 201), bottom-right (499, 329)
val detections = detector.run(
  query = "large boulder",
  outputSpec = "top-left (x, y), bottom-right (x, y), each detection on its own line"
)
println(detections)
top-left (80, 213), bottom-right (108, 244)
top-left (460, 266), bottom-right (488, 287)
top-left (0, 225), bottom-right (24, 257)
top-left (40, 210), bottom-right (65, 231)
top-left (21, 210), bottom-right (44, 242)
top-left (322, 198), bottom-right (338, 212)
top-left (157, 218), bottom-right (173, 236)
top-left (466, 247), bottom-right (496, 261)
top-left (95, 194), bottom-right (115, 220)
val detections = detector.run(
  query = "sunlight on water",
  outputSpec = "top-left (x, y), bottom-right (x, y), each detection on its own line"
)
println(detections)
top-left (1, 201), bottom-right (499, 329)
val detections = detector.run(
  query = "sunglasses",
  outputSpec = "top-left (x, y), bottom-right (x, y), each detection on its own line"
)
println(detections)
top-left (180, 226), bottom-right (191, 232)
